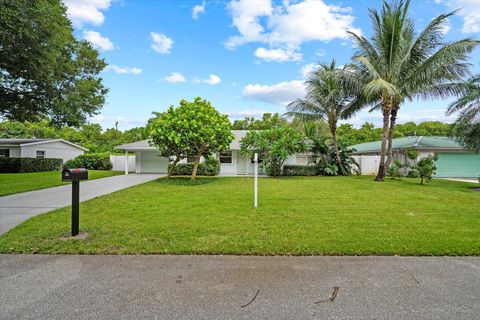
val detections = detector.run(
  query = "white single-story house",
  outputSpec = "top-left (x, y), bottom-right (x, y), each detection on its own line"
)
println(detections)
top-left (0, 138), bottom-right (88, 162)
top-left (115, 130), bottom-right (311, 175)
top-left (350, 136), bottom-right (480, 178)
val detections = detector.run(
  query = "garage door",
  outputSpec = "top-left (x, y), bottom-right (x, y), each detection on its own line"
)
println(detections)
top-left (435, 153), bottom-right (480, 178)
top-left (140, 151), bottom-right (168, 173)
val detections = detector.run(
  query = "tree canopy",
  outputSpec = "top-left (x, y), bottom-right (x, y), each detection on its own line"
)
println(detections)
top-left (0, 0), bottom-right (108, 126)
top-left (240, 127), bottom-right (306, 177)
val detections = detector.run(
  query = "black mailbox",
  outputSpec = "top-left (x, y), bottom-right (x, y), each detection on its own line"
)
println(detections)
top-left (62, 168), bottom-right (88, 182)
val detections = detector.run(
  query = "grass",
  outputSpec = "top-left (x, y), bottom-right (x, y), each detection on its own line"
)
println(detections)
top-left (0, 170), bottom-right (124, 196)
top-left (0, 176), bottom-right (479, 255)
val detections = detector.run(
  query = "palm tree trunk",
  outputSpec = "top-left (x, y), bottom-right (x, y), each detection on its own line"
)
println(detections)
top-left (375, 97), bottom-right (392, 182)
top-left (330, 124), bottom-right (346, 176)
top-left (385, 106), bottom-right (399, 169)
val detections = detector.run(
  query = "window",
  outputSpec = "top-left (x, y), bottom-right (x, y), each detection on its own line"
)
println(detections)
top-left (36, 150), bottom-right (46, 158)
top-left (0, 149), bottom-right (10, 158)
top-left (296, 155), bottom-right (307, 165)
top-left (219, 151), bottom-right (232, 164)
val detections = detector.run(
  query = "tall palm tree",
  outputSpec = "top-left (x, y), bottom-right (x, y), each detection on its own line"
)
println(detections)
top-left (447, 74), bottom-right (480, 151)
top-left (344, 0), bottom-right (478, 181)
top-left (286, 60), bottom-right (362, 175)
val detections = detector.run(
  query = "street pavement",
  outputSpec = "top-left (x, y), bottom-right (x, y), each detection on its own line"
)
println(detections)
top-left (1, 255), bottom-right (479, 319)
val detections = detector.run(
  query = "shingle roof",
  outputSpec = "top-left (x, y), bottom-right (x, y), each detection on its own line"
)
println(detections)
top-left (115, 130), bottom-right (249, 151)
top-left (350, 136), bottom-right (464, 154)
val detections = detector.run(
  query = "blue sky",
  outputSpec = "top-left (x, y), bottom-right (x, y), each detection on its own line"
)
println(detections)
top-left (63, 0), bottom-right (480, 130)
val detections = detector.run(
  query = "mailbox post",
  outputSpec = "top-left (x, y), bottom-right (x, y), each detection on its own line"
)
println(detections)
top-left (62, 168), bottom-right (88, 236)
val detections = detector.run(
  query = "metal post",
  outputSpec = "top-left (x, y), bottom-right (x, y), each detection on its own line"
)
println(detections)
top-left (254, 152), bottom-right (258, 208)
top-left (125, 150), bottom-right (129, 175)
top-left (71, 180), bottom-right (80, 236)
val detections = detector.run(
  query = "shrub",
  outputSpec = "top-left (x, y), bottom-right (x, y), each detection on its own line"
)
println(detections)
top-left (169, 158), bottom-right (220, 176)
top-left (387, 160), bottom-right (404, 178)
top-left (64, 153), bottom-right (112, 170)
top-left (282, 165), bottom-right (317, 176)
top-left (414, 154), bottom-right (438, 185)
top-left (0, 157), bottom-right (63, 173)
top-left (407, 168), bottom-right (420, 178)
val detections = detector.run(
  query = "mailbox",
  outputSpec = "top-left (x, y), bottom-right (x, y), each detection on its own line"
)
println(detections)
top-left (61, 168), bottom-right (88, 236)
top-left (62, 168), bottom-right (88, 182)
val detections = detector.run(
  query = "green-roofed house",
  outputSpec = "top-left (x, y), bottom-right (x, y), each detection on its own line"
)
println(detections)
top-left (350, 136), bottom-right (480, 178)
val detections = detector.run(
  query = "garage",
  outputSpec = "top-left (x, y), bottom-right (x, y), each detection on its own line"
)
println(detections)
top-left (138, 151), bottom-right (168, 173)
top-left (435, 153), bottom-right (480, 178)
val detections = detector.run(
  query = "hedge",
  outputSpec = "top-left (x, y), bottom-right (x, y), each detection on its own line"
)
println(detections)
top-left (64, 153), bottom-right (112, 170)
top-left (169, 158), bottom-right (220, 176)
top-left (282, 165), bottom-right (318, 176)
top-left (0, 157), bottom-right (63, 173)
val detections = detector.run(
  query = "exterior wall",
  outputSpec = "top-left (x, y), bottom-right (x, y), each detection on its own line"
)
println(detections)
top-left (110, 155), bottom-right (136, 172)
top-left (20, 141), bottom-right (84, 162)
top-left (0, 146), bottom-right (21, 158)
top-left (136, 151), bottom-right (168, 173)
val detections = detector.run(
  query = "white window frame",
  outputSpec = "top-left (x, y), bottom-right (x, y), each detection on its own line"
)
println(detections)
top-left (36, 150), bottom-right (46, 159)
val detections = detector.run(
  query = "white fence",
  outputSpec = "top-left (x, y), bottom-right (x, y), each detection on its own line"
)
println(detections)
top-left (110, 155), bottom-right (136, 172)
top-left (352, 155), bottom-right (381, 175)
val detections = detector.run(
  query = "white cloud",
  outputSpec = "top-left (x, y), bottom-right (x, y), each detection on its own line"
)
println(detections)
top-left (150, 32), bottom-right (173, 54)
top-left (254, 47), bottom-right (302, 62)
top-left (316, 48), bottom-right (326, 57)
top-left (83, 31), bottom-right (114, 51)
top-left (63, 0), bottom-right (112, 27)
top-left (442, 0), bottom-right (480, 33)
top-left (195, 74), bottom-right (221, 85)
top-left (242, 80), bottom-right (306, 105)
top-left (226, 0), bottom-right (361, 61)
top-left (192, 1), bottom-right (206, 20)
top-left (106, 65), bottom-right (142, 75)
top-left (300, 63), bottom-right (317, 77)
top-left (164, 72), bottom-right (186, 83)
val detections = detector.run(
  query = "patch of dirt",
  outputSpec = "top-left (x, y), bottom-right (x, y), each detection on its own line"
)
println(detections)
top-left (60, 232), bottom-right (89, 241)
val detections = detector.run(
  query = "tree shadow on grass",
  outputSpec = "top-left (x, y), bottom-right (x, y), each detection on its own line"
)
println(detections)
top-left (155, 176), bottom-right (219, 186)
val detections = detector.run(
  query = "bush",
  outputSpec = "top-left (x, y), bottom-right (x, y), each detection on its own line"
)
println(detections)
top-left (169, 158), bottom-right (220, 176)
top-left (387, 160), bottom-right (404, 178)
top-left (283, 165), bottom-right (318, 176)
top-left (64, 153), bottom-right (112, 170)
top-left (0, 157), bottom-right (63, 173)
top-left (407, 169), bottom-right (420, 178)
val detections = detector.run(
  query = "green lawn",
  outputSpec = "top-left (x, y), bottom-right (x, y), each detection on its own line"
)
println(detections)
top-left (0, 170), bottom-right (124, 196)
top-left (0, 176), bottom-right (479, 255)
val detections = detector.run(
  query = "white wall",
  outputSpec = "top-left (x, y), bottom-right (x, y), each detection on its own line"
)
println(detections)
top-left (0, 146), bottom-right (21, 157)
top-left (110, 155), bottom-right (136, 172)
top-left (21, 141), bottom-right (84, 162)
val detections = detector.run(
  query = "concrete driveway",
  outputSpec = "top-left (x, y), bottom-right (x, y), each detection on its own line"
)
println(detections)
top-left (0, 255), bottom-right (479, 320)
top-left (0, 174), bottom-right (163, 235)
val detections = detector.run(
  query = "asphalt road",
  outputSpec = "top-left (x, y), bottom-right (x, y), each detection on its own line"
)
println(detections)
top-left (1, 255), bottom-right (479, 319)
top-left (0, 174), bottom-right (163, 235)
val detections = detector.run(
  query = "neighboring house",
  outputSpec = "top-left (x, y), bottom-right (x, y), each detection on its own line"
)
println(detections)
top-left (0, 139), bottom-right (88, 162)
top-left (115, 130), bottom-right (311, 175)
top-left (350, 136), bottom-right (480, 178)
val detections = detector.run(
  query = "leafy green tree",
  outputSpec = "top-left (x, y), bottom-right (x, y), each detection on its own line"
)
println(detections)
top-left (415, 154), bottom-right (438, 185)
top-left (346, 0), bottom-right (478, 181)
top-left (0, 0), bottom-right (108, 126)
top-left (150, 106), bottom-right (192, 179)
top-left (287, 60), bottom-right (363, 175)
top-left (240, 127), bottom-right (306, 176)
top-left (152, 98), bottom-right (233, 180)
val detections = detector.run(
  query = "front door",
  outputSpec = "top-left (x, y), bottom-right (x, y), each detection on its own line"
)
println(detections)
top-left (236, 153), bottom-right (246, 175)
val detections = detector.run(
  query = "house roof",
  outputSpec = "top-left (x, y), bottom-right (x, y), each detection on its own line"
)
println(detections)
top-left (0, 138), bottom-right (88, 151)
top-left (350, 136), bottom-right (464, 154)
top-left (115, 130), bottom-right (249, 151)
